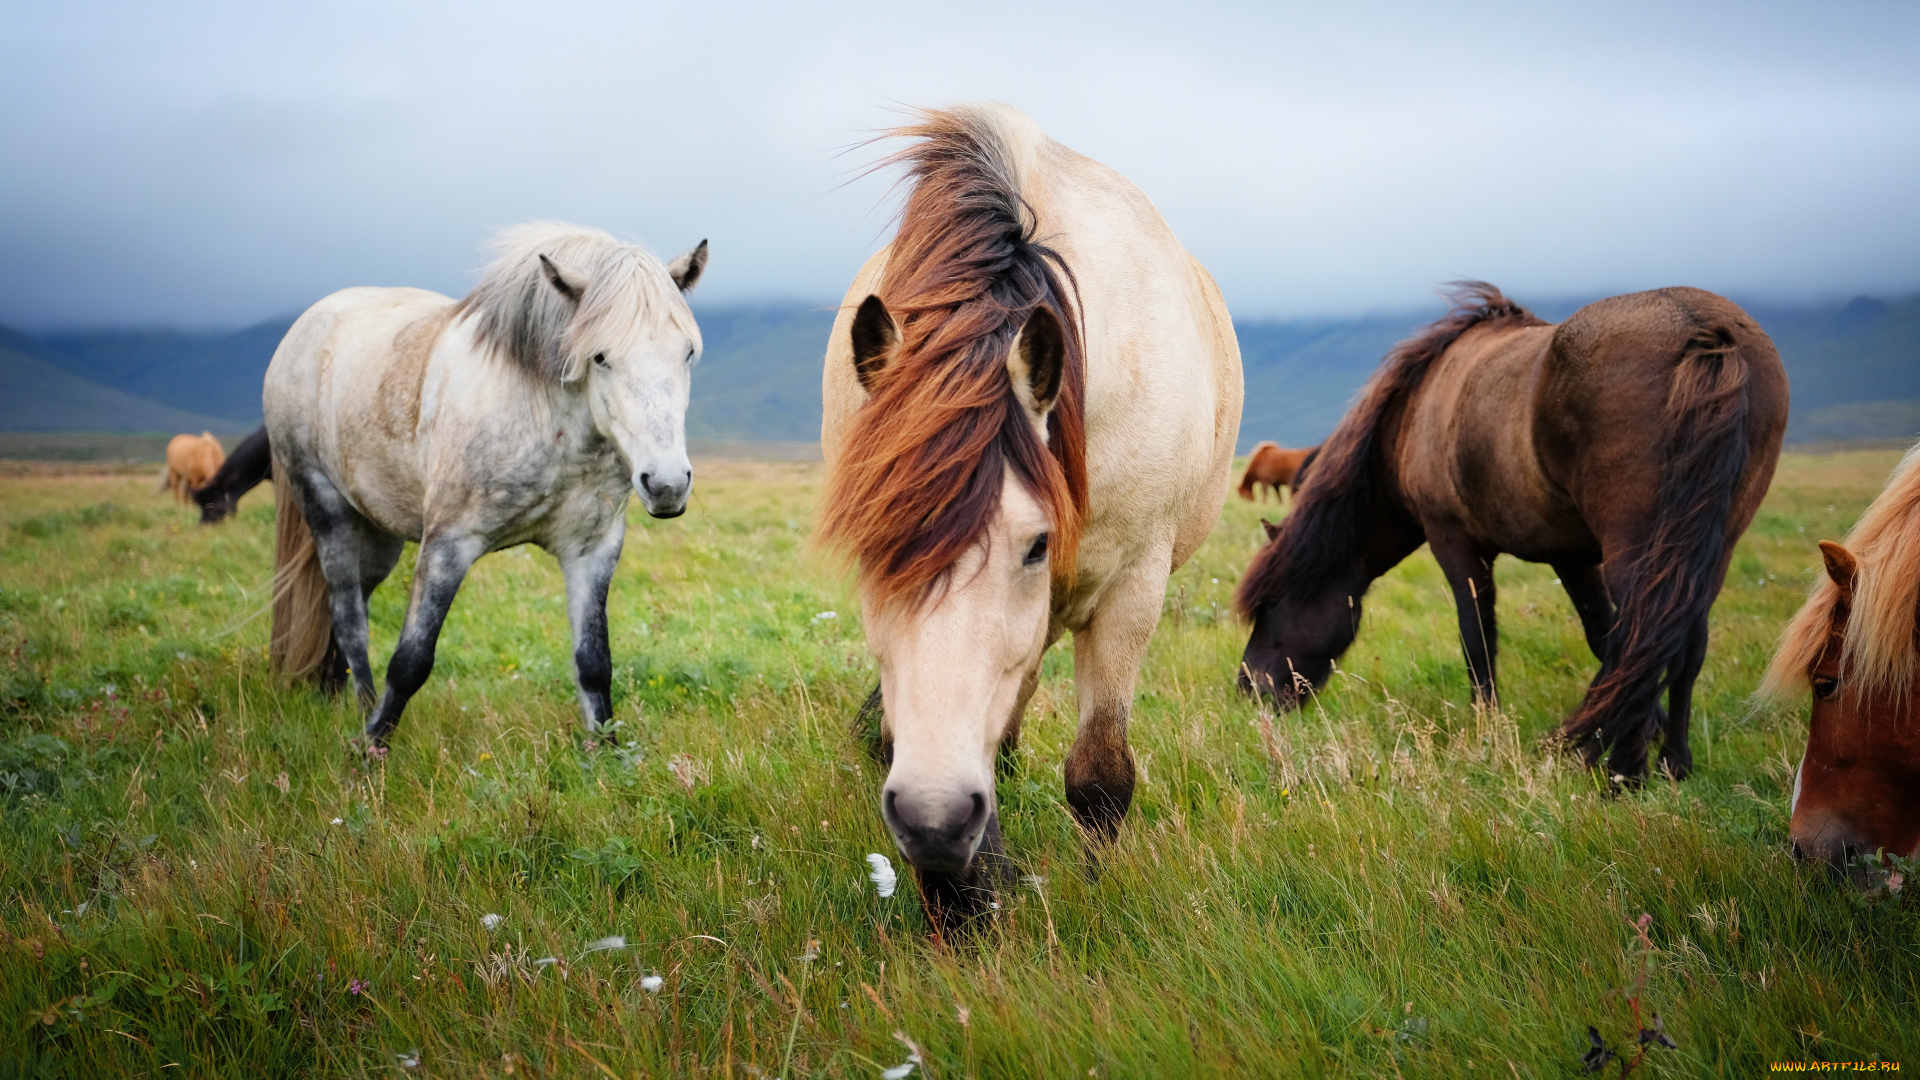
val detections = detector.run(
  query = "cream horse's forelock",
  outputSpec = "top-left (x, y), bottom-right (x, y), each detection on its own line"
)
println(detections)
top-left (457, 221), bottom-right (692, 384)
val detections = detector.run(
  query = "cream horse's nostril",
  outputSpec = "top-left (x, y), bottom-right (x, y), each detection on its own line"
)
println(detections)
top-left (883, 786), bottom-right (990, 873)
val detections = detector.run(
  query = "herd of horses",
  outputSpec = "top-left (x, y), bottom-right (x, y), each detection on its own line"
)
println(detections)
top-left (163, 104), bottom-right (1913, 927)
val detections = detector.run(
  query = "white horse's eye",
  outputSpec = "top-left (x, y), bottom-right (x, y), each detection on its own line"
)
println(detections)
top-left (593, 352), bottom-right (608, 367)
top-left (685, 346), bottom-right (696, 365)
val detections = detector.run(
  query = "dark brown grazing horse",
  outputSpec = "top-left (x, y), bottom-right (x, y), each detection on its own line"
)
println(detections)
top-left (192, 424), bottom-right (272, 524)
top-left (1235, 284), bottom-right (1788, 780)
top-left (1237, 441), bottom-right (1317, 502)
top-left (1764, 445), bottom-right (1920, 879)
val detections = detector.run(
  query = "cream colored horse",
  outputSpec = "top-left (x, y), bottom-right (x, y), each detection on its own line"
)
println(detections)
top-left (265, 222), bottom-right (707, 745)
top-left (820, 104), bottom-right (1241, 924)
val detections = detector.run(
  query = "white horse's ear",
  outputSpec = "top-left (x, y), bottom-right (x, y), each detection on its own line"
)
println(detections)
top-left (850, 294), bottom-right (899, 392)
top-left (539, 254), bottom-right (586, 304)
top-left (667, 240), bottom-right (708, 293)
top-left (1007, 304), bottom-right (1064, 426)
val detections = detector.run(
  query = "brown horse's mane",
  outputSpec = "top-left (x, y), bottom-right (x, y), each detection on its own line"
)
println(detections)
top-left (1764, 441), bottom-right (1920, 699)
top-left (1234, 283), bottom-right (1541, 617)
top-left (819, 106), bottom-right (1087, 609)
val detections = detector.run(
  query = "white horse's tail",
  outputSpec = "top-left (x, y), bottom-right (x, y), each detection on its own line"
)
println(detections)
top-left (269, 472), bottom-right (333, 680)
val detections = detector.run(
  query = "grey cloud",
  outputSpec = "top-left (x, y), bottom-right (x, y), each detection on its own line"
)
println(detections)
top-left (2, 0), bottom-right (1917, 328)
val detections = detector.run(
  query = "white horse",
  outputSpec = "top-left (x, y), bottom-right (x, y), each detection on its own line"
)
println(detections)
top-left (264, 222), bottom-right (707, 745)
top-left (818, 104), bottom-right (1242, 927)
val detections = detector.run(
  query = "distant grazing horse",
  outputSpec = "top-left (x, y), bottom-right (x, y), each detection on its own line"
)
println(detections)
top-left (1237, 441), bottom-right (1315, 503)
top-left (1764, 443), bottom-right (1920, 878)
top-left (192, 425), bottom-right (271, 524)
top-left (265, 223), bottom-right (708, 744)
top-left (162, 432), bottom-right (225, 504)
top-left (1235, 284), bottom-right (1787, 781)
top-left (820, 104), bottom-right (1241, 927)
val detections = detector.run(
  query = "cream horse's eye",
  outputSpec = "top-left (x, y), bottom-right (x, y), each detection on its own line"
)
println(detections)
top-left (1023, 533), bottom-right (1050, 566)
top-left (593, 352), bottom-right (608, 367)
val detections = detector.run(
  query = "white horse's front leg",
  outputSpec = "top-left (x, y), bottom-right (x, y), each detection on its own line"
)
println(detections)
top-left (558, 517), bottom-right (627, 738)
top-left (364, 531), bottom-right (486, 745)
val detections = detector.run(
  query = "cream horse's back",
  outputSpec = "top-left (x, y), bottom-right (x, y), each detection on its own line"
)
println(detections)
top-left (821, 104), bottom-right (1240, 928)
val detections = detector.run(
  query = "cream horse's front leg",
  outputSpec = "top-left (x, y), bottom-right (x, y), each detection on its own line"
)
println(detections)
top-left (1065, 556), bottom-right (1172, 842)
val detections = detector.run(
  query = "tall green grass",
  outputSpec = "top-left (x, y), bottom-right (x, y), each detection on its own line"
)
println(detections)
top-left (1, 452), bottom-right (1914, 1077)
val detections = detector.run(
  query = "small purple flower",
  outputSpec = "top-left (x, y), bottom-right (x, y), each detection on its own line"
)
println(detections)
top-left (348, 978), bottom-right (370, 995)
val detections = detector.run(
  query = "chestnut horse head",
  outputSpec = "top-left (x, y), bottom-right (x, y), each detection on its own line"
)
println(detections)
top-left (1764, 445), bottom-right (1920, 880)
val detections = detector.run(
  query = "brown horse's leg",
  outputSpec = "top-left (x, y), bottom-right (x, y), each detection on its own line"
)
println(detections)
top-left (1429, 528), bottom-right (1500, 707)
top-left (1552, 562), bottom-right (1613, 661)
top-left (1652, 613), bottom-right (1709, 780)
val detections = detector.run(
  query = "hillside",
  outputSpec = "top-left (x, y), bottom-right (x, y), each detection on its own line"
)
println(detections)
top-left (42, 317), bottom-right (296, 424)
top-left (10, 291), bottom-right (1919, 448)
top-left (0, 330), bottom-right (237, 435)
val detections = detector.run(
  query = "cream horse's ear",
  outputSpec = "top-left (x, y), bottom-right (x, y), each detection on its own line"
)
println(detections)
top-left (1007, 304), bottom-right (1064, 428)
top-left (667, 240), bottom-right (708, 293)
top-left (850, 294), bottom-right (900, 393)
top-left (539, 254), bottom-right (586, 304)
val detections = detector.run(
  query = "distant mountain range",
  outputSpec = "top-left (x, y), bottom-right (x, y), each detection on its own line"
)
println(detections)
top-left (3, 291), bottom-right (1917, 449)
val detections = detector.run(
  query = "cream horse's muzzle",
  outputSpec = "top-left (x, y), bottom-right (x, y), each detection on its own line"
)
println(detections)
top-left (883, 784), bottom-right (991, 873)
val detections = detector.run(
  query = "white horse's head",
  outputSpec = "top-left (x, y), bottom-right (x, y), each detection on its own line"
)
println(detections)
top-left (465, 223), bottom-right (709, 518)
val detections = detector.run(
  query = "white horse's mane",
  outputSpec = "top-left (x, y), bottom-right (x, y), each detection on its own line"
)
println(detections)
top-left (454, 222), bottom-right (688, 383)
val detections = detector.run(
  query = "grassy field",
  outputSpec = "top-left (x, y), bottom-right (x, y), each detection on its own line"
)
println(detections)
top-left (1, 450), bottom-right (1914, 1078)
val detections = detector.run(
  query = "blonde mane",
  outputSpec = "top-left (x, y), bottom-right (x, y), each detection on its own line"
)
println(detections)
top-left (1763, 441), bottom-right (1920, 699)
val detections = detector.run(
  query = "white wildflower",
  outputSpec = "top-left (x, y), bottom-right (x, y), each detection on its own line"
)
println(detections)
top-left (641, 975), bottom-right (663, 993)
top-left (481, 913), bottom-right (504, 932)
top-left (886, 1031), bottom-right (925, 1079)
top-left (330, 818), bottom-right (343, 826)
top-left (812, 610), bottom-right (837, 622)
top-left (583, 935), bottom-right (626, 953)
top-left (866, 853), bottom-right (898, 898)
top-left (394, 1050), bottom-right (420, 1069)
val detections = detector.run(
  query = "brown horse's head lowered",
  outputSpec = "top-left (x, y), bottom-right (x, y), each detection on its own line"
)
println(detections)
top-left (1234, 285), bottom-right (1538, 704)
top-left (1764, 445), bottom-right (1920, 880)
top-left (818, 106), bottom-right (1085, 876)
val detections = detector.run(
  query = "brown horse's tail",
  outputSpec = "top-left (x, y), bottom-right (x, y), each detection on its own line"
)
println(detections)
top-left (1556, 327), bottom-right (1758, 778)
top-left (269, 470), bottom-right (333, 680)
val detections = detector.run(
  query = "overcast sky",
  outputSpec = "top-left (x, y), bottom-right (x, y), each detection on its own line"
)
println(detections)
top-left (3, 0), bottom-right (1917, 329)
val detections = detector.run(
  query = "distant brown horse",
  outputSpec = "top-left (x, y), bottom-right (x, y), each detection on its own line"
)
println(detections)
top-left (162, 432), bottom-right (225, 505)
top-left (1237, 441), bottom-right (1316, 502)
top-left (1764, 444), bottom-right (1920, 879)
top-left (1235, 284), bottom-right (1788, 780)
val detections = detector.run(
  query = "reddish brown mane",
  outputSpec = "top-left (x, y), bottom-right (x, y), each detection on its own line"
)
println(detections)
top-left (820, 108), bottom-right (1087, 609)
top-left (1234, 283), bottom-right (1540, 617)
